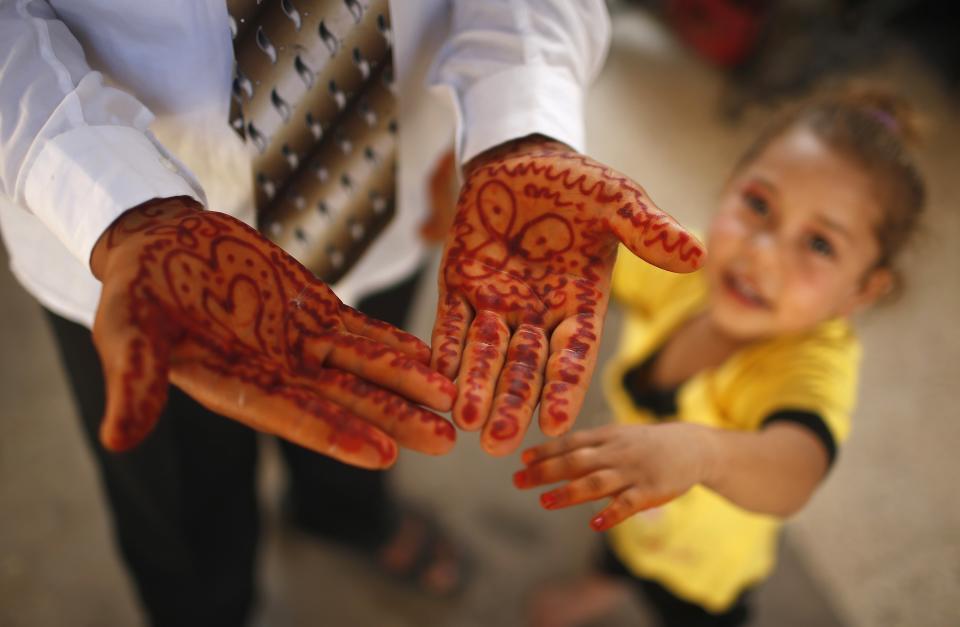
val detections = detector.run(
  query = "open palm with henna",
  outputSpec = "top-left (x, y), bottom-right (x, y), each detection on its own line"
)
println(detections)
top-left (431, 138), bottom-right (704, 456)
top-left (90, 197), bottom-right (457, 469)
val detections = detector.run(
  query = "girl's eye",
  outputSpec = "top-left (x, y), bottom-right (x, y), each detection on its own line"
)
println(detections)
top-left (809, 235), bottom-right (834, 257)
top-left (743, 191), bottom-right (769, 216)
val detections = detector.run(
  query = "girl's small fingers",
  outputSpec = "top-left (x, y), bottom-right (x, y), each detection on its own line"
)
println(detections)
top-left (520, 426), bottom-right (611, 466)
top-left (513, 446), bottom-right (603, 488)
top-left (535, 470), bottom-right (626, 510)
top-left (590, 487), bottom-right (651, 532)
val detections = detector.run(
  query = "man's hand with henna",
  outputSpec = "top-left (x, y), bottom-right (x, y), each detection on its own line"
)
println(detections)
top-left (431, 136), bottom-right (705, 456)
top-left (90, 197), bottom-right (457, 469)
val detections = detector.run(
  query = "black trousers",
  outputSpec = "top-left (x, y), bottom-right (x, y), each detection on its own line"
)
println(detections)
top-left (598, 542), bottom-right (753, 627)
top-left (46, 271), bottom-right (421, 627)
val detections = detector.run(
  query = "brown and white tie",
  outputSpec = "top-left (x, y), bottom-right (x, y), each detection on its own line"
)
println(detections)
top-left (227, 0), bottom-right (396, 284)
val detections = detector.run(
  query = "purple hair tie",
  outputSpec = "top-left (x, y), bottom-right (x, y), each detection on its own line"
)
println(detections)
top-left (867, 108), bottom-right (898, 133)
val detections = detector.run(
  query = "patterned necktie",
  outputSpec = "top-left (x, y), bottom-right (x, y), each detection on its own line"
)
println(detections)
top-left (227, 0), bottom-right (396, 284)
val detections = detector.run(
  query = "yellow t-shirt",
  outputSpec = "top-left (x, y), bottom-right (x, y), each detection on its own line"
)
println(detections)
top-left (604, 246), bottom-right (861, 613)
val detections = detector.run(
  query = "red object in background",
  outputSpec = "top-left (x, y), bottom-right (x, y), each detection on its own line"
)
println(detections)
top-left (666, 0), bottom-right (769, 68)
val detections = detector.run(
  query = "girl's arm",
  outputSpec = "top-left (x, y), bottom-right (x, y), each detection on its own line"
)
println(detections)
top-left (514, 421), bottom-right (830, 531)
top-left (701, 421), bottom-right (829, 517)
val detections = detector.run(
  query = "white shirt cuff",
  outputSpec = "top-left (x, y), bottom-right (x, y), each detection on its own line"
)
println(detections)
top-left (459, 65), bottom-right (586, 164)
top-left (23, 125), bottom-right (204, 266)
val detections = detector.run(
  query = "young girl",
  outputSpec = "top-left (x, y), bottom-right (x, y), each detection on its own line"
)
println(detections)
top-left (514, 89), bottom-right (926, 627)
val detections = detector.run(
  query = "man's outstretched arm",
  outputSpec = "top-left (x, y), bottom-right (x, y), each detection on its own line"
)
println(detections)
top-left (1, 3), bottom-right (458, 467)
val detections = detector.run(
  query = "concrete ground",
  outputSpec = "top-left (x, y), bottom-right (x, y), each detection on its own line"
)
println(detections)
top-left (2, 8), bottom-right (958, 627)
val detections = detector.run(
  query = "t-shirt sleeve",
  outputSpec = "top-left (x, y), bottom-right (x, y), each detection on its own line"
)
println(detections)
top-left (724, 327), bottom-right (862, 462)
top-left (762, 409), bottom-right (838, 466)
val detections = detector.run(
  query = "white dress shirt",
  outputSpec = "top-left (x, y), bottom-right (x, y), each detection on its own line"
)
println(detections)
top-left (0, 0), bottom-right (610, 327)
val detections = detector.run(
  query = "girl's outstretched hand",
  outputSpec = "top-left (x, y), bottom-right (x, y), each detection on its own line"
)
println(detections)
top-left (513, 423), bottom-right (714, 531)
top-left (430, 136), bottom-right (704, 457)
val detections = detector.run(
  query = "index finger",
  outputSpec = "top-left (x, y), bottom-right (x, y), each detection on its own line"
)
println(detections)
top-left (170, 359), bottom-right (399, 469)
top-left (312, 334), bottom-right (458, 412)
top-left (514, 446), bottom-right (603, 489)
top-left (520, 426), bottom-right (611, 465)
top-left (309, 368), bottom-right (456, 456)
top-left (340, 304), bottom-right (432, 365)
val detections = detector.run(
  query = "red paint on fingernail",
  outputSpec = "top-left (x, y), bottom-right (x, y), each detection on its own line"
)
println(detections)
top-left (540, 492), bottom-right (557, 509)
top-left (512, 470), bottom-right (527, 488)
top-left (590, 515), bottom-right (605, 531)
top-left (521, 450), bottom-right (536, 465)
top-left (462, 402), bottom-right (478, 424)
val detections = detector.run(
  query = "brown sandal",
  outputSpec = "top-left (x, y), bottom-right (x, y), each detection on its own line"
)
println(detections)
top-left (375, 508), bottom-right (471, 599)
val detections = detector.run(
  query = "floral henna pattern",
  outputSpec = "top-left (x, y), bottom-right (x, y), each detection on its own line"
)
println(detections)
top-left (93, 198), bottom-right (456, 469)
top-left (431, 142), bottom-right (704, 456)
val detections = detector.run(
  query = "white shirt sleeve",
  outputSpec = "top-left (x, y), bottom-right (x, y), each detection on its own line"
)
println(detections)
top-left (0, 0), bottom-right (204, 267)
top-left (428, 0), bottom-right (611, 164)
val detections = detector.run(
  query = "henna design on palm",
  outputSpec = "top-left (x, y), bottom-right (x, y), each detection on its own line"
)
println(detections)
top-left (92, 198), bottom-right (457, 469)
top-left (431, 141), bottom-right (704, 456)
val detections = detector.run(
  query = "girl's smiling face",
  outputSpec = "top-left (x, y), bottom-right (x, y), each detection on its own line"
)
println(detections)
top-left (705, 127), bottom-right (892, 341)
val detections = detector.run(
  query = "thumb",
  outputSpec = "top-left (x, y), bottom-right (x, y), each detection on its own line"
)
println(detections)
top-left (606, 183), bottom-right (705, 273)
top-left (92, 286), bottom-right (175, 452)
